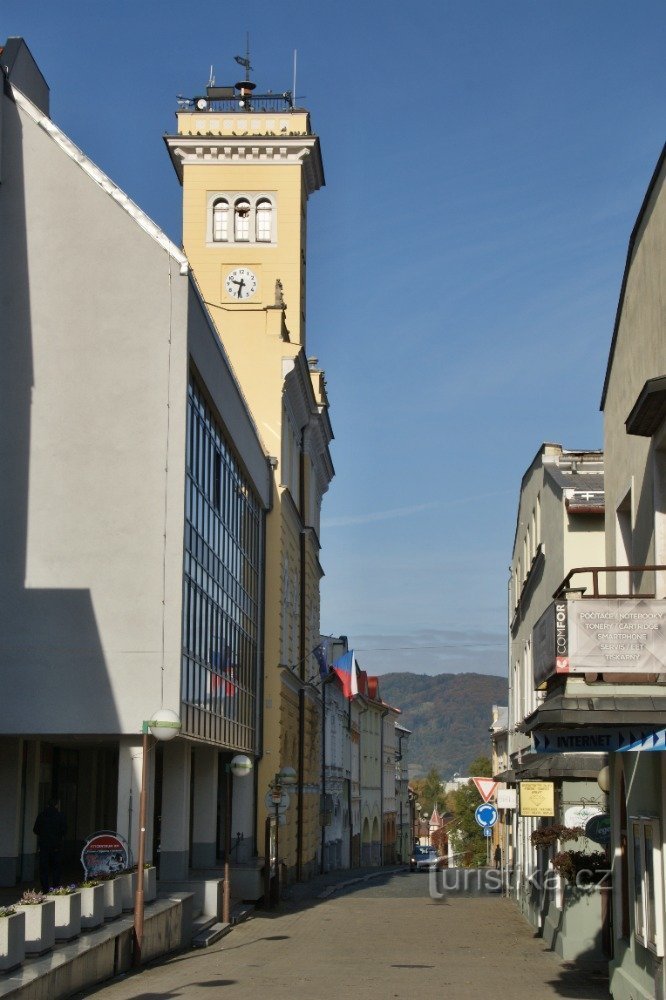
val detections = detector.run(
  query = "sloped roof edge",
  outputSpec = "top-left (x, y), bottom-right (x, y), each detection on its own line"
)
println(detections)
top-left (11, 84), bottom-right (188, 270)
top-left (600, 143), bottom-right (666, 410)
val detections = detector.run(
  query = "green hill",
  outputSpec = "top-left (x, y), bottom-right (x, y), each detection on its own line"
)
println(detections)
top-left (377, 672), bottom-right (507, 780)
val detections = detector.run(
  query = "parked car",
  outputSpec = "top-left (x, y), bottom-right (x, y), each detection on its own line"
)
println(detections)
top-left (409, 846), bottom-right (438, 871)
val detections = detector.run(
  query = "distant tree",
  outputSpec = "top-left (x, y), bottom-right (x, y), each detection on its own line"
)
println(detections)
top-left (410, 778), bottom-right (426, 803)
top-left (467, 755), bottom-right (492, 777)
top-left (419, 767), bottom-right (445, 815)
top-left (448, 756), bottom-right (493, 867)
top-left (449, 782), bottom-right (487, 867)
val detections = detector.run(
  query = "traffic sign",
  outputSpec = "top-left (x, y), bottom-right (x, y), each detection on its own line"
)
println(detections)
top-left (475, 803), bottom-right (498, 828)
top-left (483, 828), bottom-right (492, 838)
top-left (472, 777), bottom-right (498, 802)
top-left (264, 790), bottom-right (290, 813)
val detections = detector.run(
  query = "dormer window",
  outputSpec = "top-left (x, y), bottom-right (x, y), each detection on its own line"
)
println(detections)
top-left (209, 194), bottom-right (276, 245)
top-left (212, 199), bottom-right (229, 242)
top-left (234, 199), bottom-right (251, 241)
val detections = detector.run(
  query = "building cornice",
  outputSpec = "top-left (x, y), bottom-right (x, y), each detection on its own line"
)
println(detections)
top-left (164, 133), bottom-right (325, 195)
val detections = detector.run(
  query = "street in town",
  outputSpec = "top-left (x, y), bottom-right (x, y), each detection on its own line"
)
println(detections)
top-left (76, 869), bottom-right (610, 1000)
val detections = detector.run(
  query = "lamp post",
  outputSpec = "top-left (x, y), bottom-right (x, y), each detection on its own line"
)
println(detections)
top-left (133, 709), bottom-right (181, 967)
top-left (268, 766), bottom-right (297, 905)
top-left (223, 754), bottom-right (253, 925)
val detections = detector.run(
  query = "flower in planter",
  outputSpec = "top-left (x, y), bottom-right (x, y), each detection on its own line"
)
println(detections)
top-left (48, 885), bottom-right (77, 895)
top-left (530, 825), bottom-right (585, 849)
top-left (552, 849), bottom-right (608, 885)
top-left (0, 906), bottom-right (17, 917)
top-left (17, 890), bottom-right (47, 905)
top-left (79, 880), bottom-right (102, 889)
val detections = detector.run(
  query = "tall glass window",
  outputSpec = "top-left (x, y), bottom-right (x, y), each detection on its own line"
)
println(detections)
top-left (182, 377), bottom-right (263, 750)
top-left (256, 198), bottom-right (273, 242)
top-left (212, 199), bottom-right (229, 242)
top-left (234, 199), bottom-right (251, 241)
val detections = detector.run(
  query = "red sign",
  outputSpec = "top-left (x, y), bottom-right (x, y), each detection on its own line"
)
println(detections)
top-left (81, 831), bottom-right (129, 878)
top-left (472, 777), bottom-right (498, 803)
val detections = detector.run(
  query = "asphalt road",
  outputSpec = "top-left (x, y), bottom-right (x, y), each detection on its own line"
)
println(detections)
top-left (77, 869), bottom-right (610, 1000)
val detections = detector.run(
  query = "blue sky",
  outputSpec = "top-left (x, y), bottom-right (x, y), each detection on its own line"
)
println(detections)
top-left (3, 1), bottom-right (665, 677)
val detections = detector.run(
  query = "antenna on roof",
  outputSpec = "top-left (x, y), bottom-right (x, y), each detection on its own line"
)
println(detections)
top-left (234, 33), bottom-right (252, 82)
top-left (207, 65), bottom-right (215, 87)
top-left (292, 49), bottom-right (297, 104)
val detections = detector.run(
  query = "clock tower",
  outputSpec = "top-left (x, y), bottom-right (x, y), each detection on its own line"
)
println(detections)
top-left (165, 67), bottom-right (333, 882)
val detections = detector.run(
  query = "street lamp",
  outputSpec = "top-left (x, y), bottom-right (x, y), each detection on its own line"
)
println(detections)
top-left (223, 754), bottom-right (254, 924)
top-left (133, 709), bottom-right (181, 967)
top-left (268, 766), bottom-right (297, 905)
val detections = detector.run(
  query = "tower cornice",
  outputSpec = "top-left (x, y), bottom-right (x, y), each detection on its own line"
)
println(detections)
top-left (164, 133), bottom-right (325, 195)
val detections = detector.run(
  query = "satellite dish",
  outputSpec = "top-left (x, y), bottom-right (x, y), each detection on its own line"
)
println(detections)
top-left (195, 97), bottom-right (208, 111)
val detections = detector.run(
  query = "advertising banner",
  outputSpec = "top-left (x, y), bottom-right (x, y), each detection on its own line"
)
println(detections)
top-left (533, 598), bottom-right (666, 685)
top-left (564, 598), bottom-right (666, 673)
top-left (81, 831), bottom-right (130, 878)
top-left (519, 781), bottom-right (554, 817)
top-left (532, 601), bottom-right (566, 688)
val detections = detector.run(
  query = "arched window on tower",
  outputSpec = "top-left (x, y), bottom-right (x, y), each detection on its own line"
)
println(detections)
top-left (212, 198), bottom-right (229, 242)
top-left (234, 199), bottom-right (251, 241)
top-left (256, 198), bottom-right (273, 242)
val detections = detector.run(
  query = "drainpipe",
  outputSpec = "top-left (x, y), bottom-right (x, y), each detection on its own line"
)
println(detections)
top-left (296, 431), bottom-right (307, 881)
top-left (319, 673), bottom-right (334, 874)
top-left (380, 707), bottom-right (389, 864)
top-left (358, 704), bottom-right (368, 864)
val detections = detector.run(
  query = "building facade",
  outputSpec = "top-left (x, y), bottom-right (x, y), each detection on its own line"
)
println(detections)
top-left (0, 40), bottom-right (271, 887)
top-left (164, 71), bottom-right (334, 883)
top-left (598, 144), bottom-right (666, 1000)
top-left (519, 146), bottom-right (666, 998)
top-left (507, 444), bottom-right (607, 958)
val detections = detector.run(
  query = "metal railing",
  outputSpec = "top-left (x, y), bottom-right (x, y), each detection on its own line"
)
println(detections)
top-left (553, 565), bottom-right (666, 599)
top-left (178, 92), bottom-right (294, 114)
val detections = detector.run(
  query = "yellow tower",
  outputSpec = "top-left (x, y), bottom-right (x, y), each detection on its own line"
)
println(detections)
top-left (166, 67), bottom-right (334, 881)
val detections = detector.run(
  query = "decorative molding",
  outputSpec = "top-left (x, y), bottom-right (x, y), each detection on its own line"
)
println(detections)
top-left (165, 134), bottom-right (324, 194)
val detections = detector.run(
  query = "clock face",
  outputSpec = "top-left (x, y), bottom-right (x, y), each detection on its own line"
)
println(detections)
top-left (225, 267), bottom-right (258, 301)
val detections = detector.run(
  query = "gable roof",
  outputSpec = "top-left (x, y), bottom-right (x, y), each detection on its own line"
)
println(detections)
top-left (10, 83), bottom-right (187, 270)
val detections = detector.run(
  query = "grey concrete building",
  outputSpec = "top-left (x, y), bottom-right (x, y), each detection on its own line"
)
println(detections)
top-left (0, 39), bottom-right (271, 889)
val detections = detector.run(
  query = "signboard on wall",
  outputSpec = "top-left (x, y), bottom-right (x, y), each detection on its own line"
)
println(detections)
top-left (519, 781), bottom-right (554, 817)
top-left (533, 598), bottom-right (666, 686)
top-left (497, 788), bottom-right (517, 809)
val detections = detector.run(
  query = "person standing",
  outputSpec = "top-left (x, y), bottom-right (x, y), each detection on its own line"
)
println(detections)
top-left (33, 798), bottom-right (67, 892)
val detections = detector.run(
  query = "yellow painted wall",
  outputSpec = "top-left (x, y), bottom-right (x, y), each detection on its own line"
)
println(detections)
top-left (170, 107), bottom-right (326, 877)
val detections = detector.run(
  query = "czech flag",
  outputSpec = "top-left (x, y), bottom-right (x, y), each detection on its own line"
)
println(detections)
top-left (331, 650), bottom-right (358, 699)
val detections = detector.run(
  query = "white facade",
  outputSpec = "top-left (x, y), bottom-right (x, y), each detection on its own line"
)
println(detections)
top-left (507, 445), bottom-right (606, 948)
top-left (0, 41), bottom-right (270, 888)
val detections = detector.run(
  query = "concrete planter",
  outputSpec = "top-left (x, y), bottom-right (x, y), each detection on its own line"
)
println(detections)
top-left (15, 900), bottom-right (55, 955)
top-left (0, 910), bottom-right (25, 972)
top-left (119, 871), bottom-right (136, 912)
top-left (143, 866), bottom-right (157, 904)
top-left (102, 877), bottom-right (123, 921)
top-left (49, 891), bottom-right (81, 941)
top-left (80, 884), bottom-right (105, 930)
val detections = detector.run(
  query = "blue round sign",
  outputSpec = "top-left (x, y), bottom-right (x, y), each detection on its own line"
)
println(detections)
top-left (475, 803), bottom-right (498, 828)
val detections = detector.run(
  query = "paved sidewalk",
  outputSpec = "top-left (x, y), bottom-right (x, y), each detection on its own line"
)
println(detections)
top-left (74, 867), bottom-right (610, 999)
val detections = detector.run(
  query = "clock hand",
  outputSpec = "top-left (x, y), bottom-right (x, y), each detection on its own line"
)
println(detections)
top-left (236, 278), bottom-right (246, 298)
